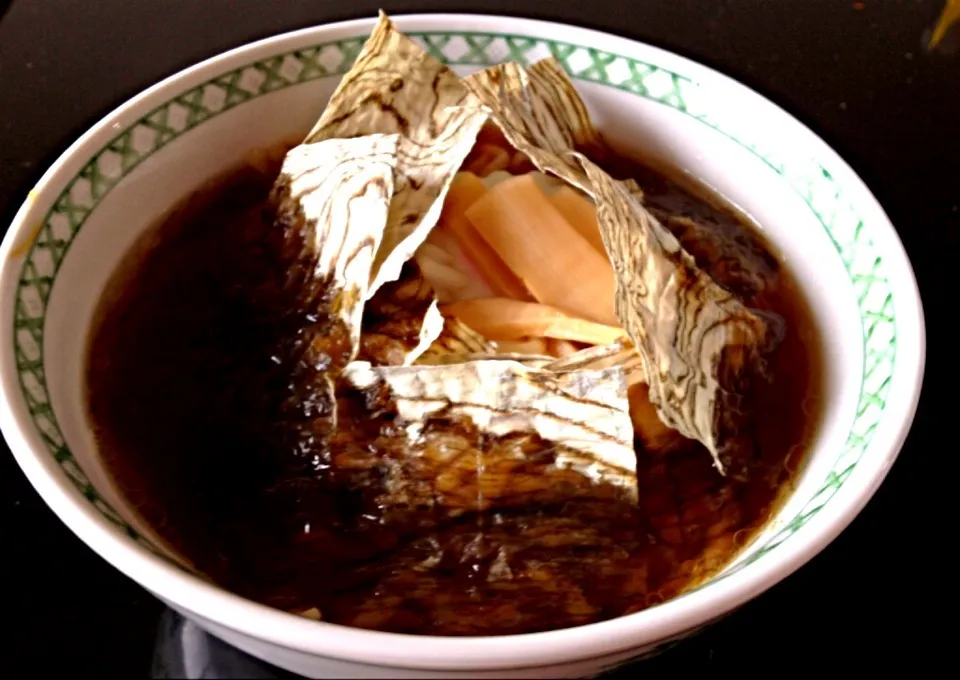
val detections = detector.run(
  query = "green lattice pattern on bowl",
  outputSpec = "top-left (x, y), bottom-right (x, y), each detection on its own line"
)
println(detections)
top-left (12, 31), bottom-right (896, 574)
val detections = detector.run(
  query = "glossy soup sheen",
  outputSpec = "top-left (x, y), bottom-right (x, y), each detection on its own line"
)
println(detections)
top-left (86, 138), bottom-right (824, 636)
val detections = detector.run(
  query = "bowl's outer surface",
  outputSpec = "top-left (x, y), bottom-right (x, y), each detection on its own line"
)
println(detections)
top-left (0, 13), bottom-right (924, 679)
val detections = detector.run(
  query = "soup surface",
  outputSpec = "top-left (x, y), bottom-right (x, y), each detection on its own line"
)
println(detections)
top-left (86, 142), bottom-right (823, 636)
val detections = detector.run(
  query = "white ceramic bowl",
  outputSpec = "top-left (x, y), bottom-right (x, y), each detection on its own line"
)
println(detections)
top-left (0, 13), bottom-right (924, 679)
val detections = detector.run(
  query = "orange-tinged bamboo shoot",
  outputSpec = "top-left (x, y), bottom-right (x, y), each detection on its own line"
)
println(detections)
top-left (463, 143), bottom-right (512, 177)
top-left (464, 174), bottom-right (617, 325)
top-left (495, 338), bottom-right (551, 355)
top-left (549, 186), bottom-right (607, 256)
top-left (547, 339), bottom-right (582, 358)
top-left (442, 298), bottom-right (626, 346)
top-left (440, 173), bottom-right (533, 301)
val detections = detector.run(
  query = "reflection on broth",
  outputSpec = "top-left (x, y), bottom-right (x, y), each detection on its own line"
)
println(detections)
top-left (85, 15), bottom-right (823, 637)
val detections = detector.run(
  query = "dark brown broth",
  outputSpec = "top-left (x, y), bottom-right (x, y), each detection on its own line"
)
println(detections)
top-left (85, 146), bottom-right (823, 636)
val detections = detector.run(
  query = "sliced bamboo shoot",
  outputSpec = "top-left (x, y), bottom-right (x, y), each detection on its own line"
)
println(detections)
top-left (549, 186), bottom-right (606, 256)
top-left (440, 173), bottom-right (533, 301)
top-left (442, 298), bottom-right (626, 346)
top-left (464, 174), bottom-right (617, 325)
top-left (496, 338), bottom-right (551, 355)
top-left (463, 143), bottom-right (512, 177)
top-left (548, 339), bottom-right (582, 358)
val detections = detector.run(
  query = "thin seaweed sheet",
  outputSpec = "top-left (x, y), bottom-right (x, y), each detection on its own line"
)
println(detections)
top-left (305, 12), bottom-right (489, 298)
top-left (339, 358), bottom-right (638, 512)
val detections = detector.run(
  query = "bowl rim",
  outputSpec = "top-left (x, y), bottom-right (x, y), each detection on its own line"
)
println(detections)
top-left (0, 12), bottom-right (926, 671)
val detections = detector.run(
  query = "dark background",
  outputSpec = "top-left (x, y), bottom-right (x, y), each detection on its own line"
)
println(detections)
top-left (0, 0), bottom-right (955, 676)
